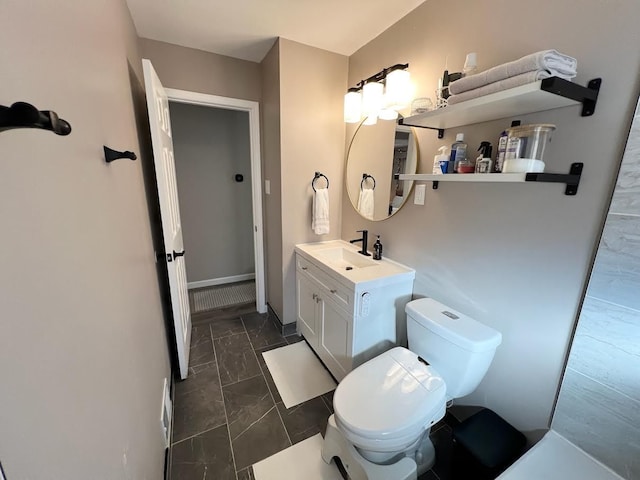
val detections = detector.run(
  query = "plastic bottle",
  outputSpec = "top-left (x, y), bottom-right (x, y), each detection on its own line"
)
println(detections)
top-left (475, 141), bottom-right (493, 173)
top-left (433, 146), bottom-right (449, 174)
top-left (495, 120), bottom-right (520, 172)
top-left (373, 236), bottom-right (383, 260)
top-left (463, 52), bottom-right (478, 77)
top-left (448, 133), bottom-right (467, 173)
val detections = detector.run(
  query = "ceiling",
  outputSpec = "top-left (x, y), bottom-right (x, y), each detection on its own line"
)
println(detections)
top-left (126, 0), bottom-right (427, 63)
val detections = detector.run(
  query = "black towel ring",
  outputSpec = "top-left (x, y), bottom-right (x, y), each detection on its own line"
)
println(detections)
top-left (361, 173), bottom-right (376, 191)
top-left (312, 172), bottom-right (329, 192)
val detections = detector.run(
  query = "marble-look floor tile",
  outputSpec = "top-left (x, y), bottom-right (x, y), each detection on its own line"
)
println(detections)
top-left (231, 406), bottom-right (291, 471)
top-left (285, 334), bottom-right (303, 344)
top-left (430, 424), bottom-right (453, 480)
top-left (188, 324), bottom-right (215, 367)
top-left (321, 391), bottom-right (334, 414)
top-left (237, 467), bottom-right (255, 480)
top-left (209, 316), bottom-right (246, 339)
top-left (173, 362), bottom-right (226, 443)
top-left (553, 368), bottom-right (640, 479)
top-left (223, 375), bottom-right (275, 440)
top-left (255, 342), bottom-right (288, 404)
top-left (242, 311), bottom-right (286, 349)
top-left (276, 397), bottom-right (332, 444)
top-left (214, 332), bottom-right (262, 386)
top-left (567, 296), bottom-right (640, 399)
top-left (170, 424), bottom-right (235, 480)
top-left (589, 214), bottom-right (640, 311)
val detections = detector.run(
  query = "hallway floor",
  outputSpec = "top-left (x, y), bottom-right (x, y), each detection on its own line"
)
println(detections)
top-left (169, 306), bottom-right (455, 479)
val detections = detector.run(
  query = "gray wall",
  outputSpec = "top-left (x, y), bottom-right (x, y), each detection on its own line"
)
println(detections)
top-left (0, 1), bottom-right (171, 478)
top-left (260, 41), bottom-right (285, 318)
top-left (553, 99), bottom-right (640, 479)
top-left (342, 0), bottom-right (640, 436)
top-left (169, 102), bottom-right (254, 284)
top-left (139, 38), bottom-right (262, 102)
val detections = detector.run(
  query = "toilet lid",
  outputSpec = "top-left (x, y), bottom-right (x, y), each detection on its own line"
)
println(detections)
top-left (334, 347), bottom-right (446, 442)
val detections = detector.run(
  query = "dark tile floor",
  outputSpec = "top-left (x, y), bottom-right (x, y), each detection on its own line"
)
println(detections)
top-left (169, 305), bottom-right (455, 480)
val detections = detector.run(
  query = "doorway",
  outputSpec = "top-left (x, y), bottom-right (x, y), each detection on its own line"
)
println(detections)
top-left (165, 88), bottom-right (266, 315)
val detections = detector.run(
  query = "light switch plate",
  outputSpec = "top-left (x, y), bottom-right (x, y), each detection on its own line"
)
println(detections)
top-left (414, 184), bottom-right (426, 205)
top-left (265, 179), bottom-right (271, 195)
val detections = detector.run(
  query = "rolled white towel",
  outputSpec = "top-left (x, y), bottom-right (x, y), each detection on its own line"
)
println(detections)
top-left (449, 49), bottom-right (577, 95)
top-left (312, 187), bottom-right (330, 235)
top-left (357, 188), bottom-right (375, 220)
top-left (448, 71), bottom-right (554, 105)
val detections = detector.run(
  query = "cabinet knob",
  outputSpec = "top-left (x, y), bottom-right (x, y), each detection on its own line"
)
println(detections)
top-left (330, 289), bottom-right (337, 294)
top-left (312, 293), bottom-right (317, 300)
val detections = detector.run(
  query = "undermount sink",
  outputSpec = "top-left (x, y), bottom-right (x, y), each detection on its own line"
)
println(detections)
top-left (315, 247), bottom-right (378, 269)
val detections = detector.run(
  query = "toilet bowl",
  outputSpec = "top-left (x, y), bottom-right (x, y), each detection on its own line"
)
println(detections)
top-left (322, 298), bottom-right (502, 480)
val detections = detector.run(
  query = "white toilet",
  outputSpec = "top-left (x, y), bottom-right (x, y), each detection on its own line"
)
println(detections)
top-left (322, 298), bottom-right (502, 480)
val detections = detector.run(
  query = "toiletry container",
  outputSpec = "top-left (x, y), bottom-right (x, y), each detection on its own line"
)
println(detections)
top-left (495, 121), bottom-right (520, 173)
top-left (475, 142), bottom-right (493, 173)
top-left (373, 236), bottom-right (383, 260)
top-left (449, 133), bottom-right (467, 173)
top-left (433, 146), bottom-right (449, 174)
top-left (503, 124), bottom-right (556, 173)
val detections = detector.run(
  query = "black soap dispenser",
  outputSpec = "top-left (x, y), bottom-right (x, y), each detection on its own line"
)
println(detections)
top-left (373, 235), bottom-right (383, 260)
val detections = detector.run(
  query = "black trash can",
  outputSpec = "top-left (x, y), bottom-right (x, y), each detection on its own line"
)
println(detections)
top-left (451, 408), bottom-right (526, 479)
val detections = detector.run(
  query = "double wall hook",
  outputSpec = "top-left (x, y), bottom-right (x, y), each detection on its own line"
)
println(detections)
top-left (0, 101), bottom-right (71, 135)
top-left (104, 146), bottom-right (137, 163)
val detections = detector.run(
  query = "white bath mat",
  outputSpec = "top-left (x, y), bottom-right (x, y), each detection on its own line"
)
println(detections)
top-left (189, 281), bottom-right (255, 313)
top-left (253, 433), bottom-right (342, 480)
top-left (262, 341), bottom-right (337, 409)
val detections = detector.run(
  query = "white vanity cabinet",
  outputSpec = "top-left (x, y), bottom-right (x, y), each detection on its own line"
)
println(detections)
top-left (295, 241), bottom-right (415, 381)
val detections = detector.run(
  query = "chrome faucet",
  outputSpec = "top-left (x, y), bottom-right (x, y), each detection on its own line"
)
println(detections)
top-left (350, 230), bottom-right (370, 256)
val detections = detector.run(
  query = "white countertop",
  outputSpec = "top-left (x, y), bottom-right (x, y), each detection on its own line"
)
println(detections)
top-left (295, 240), bottom-right (415, 288)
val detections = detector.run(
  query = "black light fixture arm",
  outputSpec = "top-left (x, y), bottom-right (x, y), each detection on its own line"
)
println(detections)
top-left (0, 101), bottom-right (71, 135)
top-left (349, 63), bottom-right (409, 92)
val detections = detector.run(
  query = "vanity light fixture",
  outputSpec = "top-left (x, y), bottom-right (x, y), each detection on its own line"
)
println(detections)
top-left (343, 63), bottom-right (410, 124)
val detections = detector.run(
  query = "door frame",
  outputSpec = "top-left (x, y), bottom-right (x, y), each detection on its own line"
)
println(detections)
top-left (165, 88), bottom-right (267, 314)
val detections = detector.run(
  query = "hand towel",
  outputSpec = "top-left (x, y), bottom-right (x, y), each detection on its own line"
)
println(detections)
top-left (357, 188), bottom-right (375, 220)
top-left (447, 71), bottom-right (553, 105)
top-left (449, 50), bottom-right (577, 95)
top-left (312, 187), bottom-right (330, 235)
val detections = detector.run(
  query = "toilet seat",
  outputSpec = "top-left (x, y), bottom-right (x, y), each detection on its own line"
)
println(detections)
top-left (334, 347), bottom-right (446, 452)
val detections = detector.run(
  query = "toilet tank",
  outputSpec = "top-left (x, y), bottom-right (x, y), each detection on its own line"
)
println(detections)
top-left (406, 298), bottom-right (502, 399)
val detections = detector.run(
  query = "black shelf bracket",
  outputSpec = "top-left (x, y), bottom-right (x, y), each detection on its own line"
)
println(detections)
top-left (540, 77), bottom-right (601, 117)
top-left (525, 162), bottom-right (583, 195)
top-left (0, 101), bottom-right (71, 135)
top-left (432, 180), bottom-right (439, 190)
top-left (398, 118), bottom-right (444, 138)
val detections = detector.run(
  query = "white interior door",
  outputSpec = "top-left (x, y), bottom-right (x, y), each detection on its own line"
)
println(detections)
top-left (143, 59), bottom-right (192, 379)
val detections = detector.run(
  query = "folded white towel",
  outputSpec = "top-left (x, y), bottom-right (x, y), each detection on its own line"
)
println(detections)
top-left (449, 50), bottom-right (577, 95)
top-left (448, 71), bottom-right (554, 105)
top-left (312, 187), bottom-right (330, 235)
top-left (357, 188), bottom-right (375, 220)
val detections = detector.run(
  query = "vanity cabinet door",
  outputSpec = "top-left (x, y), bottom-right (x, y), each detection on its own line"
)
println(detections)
top-left (318, 295), bottom-right (351, 381)
top-left (296, 273), bottom-right (319, 348)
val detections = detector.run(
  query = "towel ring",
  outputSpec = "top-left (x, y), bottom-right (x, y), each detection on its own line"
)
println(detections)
top-left (312, 172), bottom-right (329, 192)
top-left (361, 173), bottom-right (376, 191)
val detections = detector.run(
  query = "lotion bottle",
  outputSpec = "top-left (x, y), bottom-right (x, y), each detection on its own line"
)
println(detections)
top-left (433, 146), bottom-right (449, 174)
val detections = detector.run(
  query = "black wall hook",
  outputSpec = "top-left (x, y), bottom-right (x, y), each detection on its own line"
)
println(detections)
top-left (0, 102), bottom-right (71, 135)
top-left (104, 146), bottom-right (137, 163)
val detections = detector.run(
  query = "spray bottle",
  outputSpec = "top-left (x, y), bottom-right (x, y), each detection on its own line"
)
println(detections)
top-left (475, 141), bottom-right (493, 173)
top-left (433, 146), bottom-right (449, 174)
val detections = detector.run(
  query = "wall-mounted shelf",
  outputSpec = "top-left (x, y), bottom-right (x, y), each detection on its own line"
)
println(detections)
top-left (399, 77), bottom-right (601, 137)
top-left (399, 163), bottom-right (583, 195)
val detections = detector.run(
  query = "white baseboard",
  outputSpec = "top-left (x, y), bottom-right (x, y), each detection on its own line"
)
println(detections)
top-left (188, 273), bottom-right (255, 290)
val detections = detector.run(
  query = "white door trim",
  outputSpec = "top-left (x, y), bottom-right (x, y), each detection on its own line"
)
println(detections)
top-left (164, 88), bottom-right (267, 314)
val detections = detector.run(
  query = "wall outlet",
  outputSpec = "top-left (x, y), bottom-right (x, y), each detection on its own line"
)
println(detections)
top-left (265, 179), bottom-right (271, 195)
top-left (414, 184), bottom-right (426, 205)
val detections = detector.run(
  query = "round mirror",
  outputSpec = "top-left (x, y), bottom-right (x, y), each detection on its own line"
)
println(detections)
top-left (346, 116), bottom-right (418, 221)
